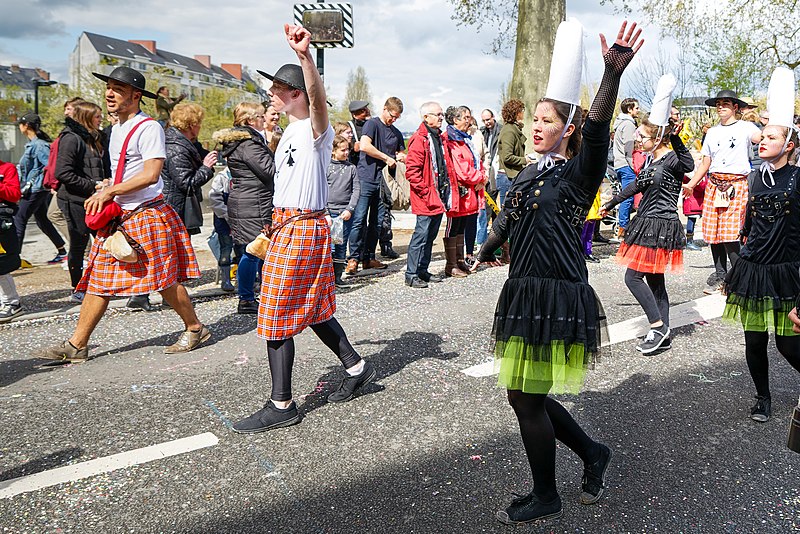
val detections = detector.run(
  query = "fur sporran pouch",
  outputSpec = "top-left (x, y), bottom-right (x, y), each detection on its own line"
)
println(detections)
top-left (245, 233), bottom-right (271, 260)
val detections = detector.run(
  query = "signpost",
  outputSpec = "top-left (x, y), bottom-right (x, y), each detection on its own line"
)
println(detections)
top-left (293, 3), bottom-right (353, 80)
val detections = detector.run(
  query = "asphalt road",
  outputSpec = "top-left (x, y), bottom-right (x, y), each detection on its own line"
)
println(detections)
top-left (1, 227), bottom-right (799, 533)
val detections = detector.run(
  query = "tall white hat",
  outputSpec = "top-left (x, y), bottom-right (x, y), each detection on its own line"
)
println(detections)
top-left (544, 18), bottom-right (584, 106)
top-left (650, 74), bottom-right (677, 126)
top-left (767, 67), bottom-right (796, 129)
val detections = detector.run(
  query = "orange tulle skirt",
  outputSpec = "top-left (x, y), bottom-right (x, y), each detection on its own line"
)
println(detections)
top-left (616, 243), bottom-right (684, 274)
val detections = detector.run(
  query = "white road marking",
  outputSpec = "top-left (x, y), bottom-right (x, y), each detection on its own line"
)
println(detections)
top-left (460, 294), bottom-right (727, 378)
top-left (0, 432), bottom-right (219, 500)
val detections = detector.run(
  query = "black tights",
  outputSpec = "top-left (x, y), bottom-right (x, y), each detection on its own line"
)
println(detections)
top-left (507, 390), bottom-right (600, 502)
top-left (624, 269), bottom-right (669, 326)
top-left (267, 317), bottom-right (362, 401)
top-left (743, 330), bottom-right (800, 399)
top-left (710, 242), bottom-right (740, 280)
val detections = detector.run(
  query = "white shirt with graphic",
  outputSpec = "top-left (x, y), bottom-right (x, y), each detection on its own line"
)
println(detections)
top-left (273, 118), bottom-right (335, 210)
top-left (701, 120), bottom-right (760, 175)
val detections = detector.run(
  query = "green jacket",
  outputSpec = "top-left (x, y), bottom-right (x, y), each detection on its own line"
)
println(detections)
top-left (497, 122), bottom-right (527, 179)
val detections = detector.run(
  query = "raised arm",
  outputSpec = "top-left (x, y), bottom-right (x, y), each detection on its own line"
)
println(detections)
top-left (285, 24), bottom-right (328, 138)
top-left (574, 21), bottom-right (643, 191)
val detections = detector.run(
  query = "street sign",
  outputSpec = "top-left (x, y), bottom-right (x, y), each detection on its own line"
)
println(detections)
top-left (293, 3), bottom-right (354, 48)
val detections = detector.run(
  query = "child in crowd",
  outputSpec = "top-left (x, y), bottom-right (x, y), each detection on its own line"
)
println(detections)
top-left (208, 166), bottom-right (235, 292)
top-left (0, 159), bottom-right (22, 321)
top-left (326, 135), bottom-right (360, 287)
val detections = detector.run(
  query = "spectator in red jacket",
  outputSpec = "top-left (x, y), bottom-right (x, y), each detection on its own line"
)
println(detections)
top-left (0, 159), bottom-right (22, 321)
top-left (404, 101), bottom-right (447, 288)
top-left (442, 105), bottom-right (486, 278)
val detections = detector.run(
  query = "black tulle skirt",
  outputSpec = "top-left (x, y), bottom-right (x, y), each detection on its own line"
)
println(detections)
top-left (723, 257), bottom-right (800, 335)
top-left (623, 216), bottom-right (686, 250)
top-left (492, 276), bottom-right (607, 394)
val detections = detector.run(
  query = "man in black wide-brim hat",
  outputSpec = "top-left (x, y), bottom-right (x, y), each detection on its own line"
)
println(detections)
top-left (36, 66), bottom-right (211, 364)
top-left (682, 88), bottom-right (762, 295)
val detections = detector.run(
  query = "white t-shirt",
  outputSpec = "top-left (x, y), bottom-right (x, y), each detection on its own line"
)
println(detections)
top-left (273, 118), bottom-right (334, 210)
top-left (110, 112), bottom-right (166, 210)
top-left (701, 120), bottom-right (760, 175)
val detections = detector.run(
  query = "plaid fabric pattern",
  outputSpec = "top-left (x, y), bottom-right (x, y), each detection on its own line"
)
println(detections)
top-left (77, 197), bottom-right (200, 296)
top-left (257, 208), bottom-right (336, 340)
top-left (701, 173), bottom-right (748, 244)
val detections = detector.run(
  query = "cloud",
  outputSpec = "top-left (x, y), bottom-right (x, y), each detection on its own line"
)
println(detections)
top-left (0, 3), bottom-right (64, 38)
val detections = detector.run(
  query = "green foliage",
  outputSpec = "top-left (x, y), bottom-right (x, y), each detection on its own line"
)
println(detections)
top-left (0, 86), bottom-right (28, 123)
top-left (692, 35), bottom-right (763, 97)
top-left (198, 88), bottom-right (260, 148)
top-left (446, 0), bottom-right (520, 56)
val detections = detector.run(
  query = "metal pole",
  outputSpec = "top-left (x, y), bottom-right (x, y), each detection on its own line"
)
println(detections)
top-left (316, 48), bottom-right (324, 81)
top-left (34, 83), bottom-right (39, 114)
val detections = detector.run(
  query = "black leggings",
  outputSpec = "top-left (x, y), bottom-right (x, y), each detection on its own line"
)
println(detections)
top-left (507, 390), bottom-right (600, 502)
top-left (710, 242), bottom-right (740, 280)
top-left (462, 213), bottom-right (478, 255)
top-left (444, 215), bottom-right (468, 238)
top-left (624, 269), bottom-right (669, 326)
top-left (58, 198), bottom-right (91, 289)
top-left (743, 330), bottom-right (800, 399)
top-left (267, 317), bottom-right (362, 401)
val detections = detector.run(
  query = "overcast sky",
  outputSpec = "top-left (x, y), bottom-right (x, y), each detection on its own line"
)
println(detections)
top-left (0, 0), bottom-right (666, 131)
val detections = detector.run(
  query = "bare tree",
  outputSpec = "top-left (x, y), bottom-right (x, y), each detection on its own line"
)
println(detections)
top-left (344, 66), bottom-right (373, 109)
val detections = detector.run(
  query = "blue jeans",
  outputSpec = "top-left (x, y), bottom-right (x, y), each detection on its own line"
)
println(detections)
top-left (476, 206), bottom-right (488, 245)
top-left (347, 182), bottom-right (381, 262)
top-left (615, 166), bottom-right (636, 229)
top-left (496, 172), bottom-right (511, 207)
top-left (329, 208), bottom-right (353, 262)
top-left (405, 213), bottom-right (443, 283)
top-left (234, 244), bottom-right (263, 302)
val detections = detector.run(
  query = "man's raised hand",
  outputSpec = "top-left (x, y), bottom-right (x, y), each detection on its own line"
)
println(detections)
top-left (284, 24), bottom-right (311, 55)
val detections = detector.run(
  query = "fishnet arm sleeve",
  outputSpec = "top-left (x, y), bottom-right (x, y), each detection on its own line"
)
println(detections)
top-left (588, 44), bottom-right (636, 123)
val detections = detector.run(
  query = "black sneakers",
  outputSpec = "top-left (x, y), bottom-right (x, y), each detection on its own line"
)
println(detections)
top-left (637, 324), bottom-right (670, 354)
top-left (581, 443), bottom-right (613, 504)
top-left (327, 361), bottom-right (377, 403)
top-left (232, 400), bottom-right (301, 434)
top-left (750, 395), bottom-right (771, 423)
top-left (237, 299), bottom-right (259, 314)
top-left (496, 494), bottom-right (562, 525)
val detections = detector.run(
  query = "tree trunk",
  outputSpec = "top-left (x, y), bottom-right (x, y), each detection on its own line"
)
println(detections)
top-left (510, 0), bottom-right (566, 152)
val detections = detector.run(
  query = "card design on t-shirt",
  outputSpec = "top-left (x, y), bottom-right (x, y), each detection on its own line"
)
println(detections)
top-left (729, 137), bottom-right (736, 149)
top-left (285, 145), bottom-right (297, 167)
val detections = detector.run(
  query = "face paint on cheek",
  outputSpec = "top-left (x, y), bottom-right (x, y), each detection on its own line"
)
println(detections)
top-left (543, 123), bottom-right (562, 137)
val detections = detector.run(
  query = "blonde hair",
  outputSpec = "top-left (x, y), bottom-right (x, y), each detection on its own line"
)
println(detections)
top-left (385, 96), bottom-right (403, 114)
top-left (268, 130), bottom-right (282, 153)
top-left (334, 122), bottom-right (352, 136)
top-left (233, 102), bottom-right (265, 127)
top-left (170, 102), bottom-right (205, 131)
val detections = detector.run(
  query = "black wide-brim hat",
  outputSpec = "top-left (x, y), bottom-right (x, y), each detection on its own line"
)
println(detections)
top-left (92, 66), bottom-right (157, 99)
top-left (257, 64), bottom-right (306, 93)
top-left (705, 89), bottom-right (747, 109)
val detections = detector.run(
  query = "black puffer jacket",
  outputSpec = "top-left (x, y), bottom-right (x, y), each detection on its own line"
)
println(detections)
top-left (55, 117), bottom-right (105, 204)
top-left (161, 127), bottom-right (214, 231)
top-left (214, 126), bottom-right (275, 245)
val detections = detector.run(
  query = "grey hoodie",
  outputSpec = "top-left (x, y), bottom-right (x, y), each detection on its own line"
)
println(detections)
top-left (612, 113), bottom-right (636, 169)
top-left (326, 159), bottom-right (360, 213)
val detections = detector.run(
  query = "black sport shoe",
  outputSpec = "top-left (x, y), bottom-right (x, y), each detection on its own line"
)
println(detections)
top-left (419, 272), bottom-right (443, 283)
top-left (581, 443), bottom-right (612, 504)
top-left (380, 246), bottom-right (400, 259)
top-left (750, 395), bottom-right (771, 423)
top-left (405, 277), bottom-right (428, 289)
top-left (237, 299), bottom-right (259, 314)
top-left (127, 295), bottom-right (158, 312)
top-left (496, 494), bottom-right (562, 525)
top-left (327, 361), bottom-right (377, 403)
top-left (232, 400), bottom-right (301, 434)
top-left (637, 325), bottom-right (670, 354)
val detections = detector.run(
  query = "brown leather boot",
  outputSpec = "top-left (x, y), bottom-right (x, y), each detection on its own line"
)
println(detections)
top-left (443, 237), bottom-right (469, 278)
top-left (499, 242), bottom-right (511, 264)
top-left (345, 258), bottom-right (359, 275)
top-left (455, 234), bottom-right (471, 274)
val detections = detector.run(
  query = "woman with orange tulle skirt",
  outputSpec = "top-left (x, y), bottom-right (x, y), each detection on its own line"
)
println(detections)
top-left (601, 116), bottom-right (694, 354)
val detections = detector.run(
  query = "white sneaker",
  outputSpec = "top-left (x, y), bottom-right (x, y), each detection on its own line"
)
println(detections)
top-left (62, 261), bottom-right (69, 271)
top-left (0, 303), bottom-right (23, 323)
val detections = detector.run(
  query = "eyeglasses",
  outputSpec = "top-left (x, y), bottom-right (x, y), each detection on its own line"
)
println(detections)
top-left (425, 113), bottom-right (444, 117)
top-left (388, 112), bottom-right (401, 120)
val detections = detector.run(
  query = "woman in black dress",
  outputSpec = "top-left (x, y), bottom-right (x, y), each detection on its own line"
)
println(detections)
top-left (473, 21), bottom-right (644, 524)
top-left (723, 115), bottom-right (800, 423)
top-left (601, 116), bottom-right (694, 354)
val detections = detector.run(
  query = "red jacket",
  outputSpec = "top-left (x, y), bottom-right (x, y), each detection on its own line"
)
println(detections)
top-left (406, 122), bottom-right (446, 216)
top-left (0, 161), bottom-right (21, 204)
top-left (443, 130), bottom-right (485, 217)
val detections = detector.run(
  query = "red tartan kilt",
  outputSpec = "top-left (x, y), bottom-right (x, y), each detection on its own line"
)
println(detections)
top-left (77, 198), bottom-right (200, 296)
top-left (257, 208), bottom-right (336, 340)
top-left (616, 243), bottom-right (684, 274)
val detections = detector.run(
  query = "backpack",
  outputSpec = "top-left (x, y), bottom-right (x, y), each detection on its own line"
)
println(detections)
top-left (42, 136), bottom-right (61, 191)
